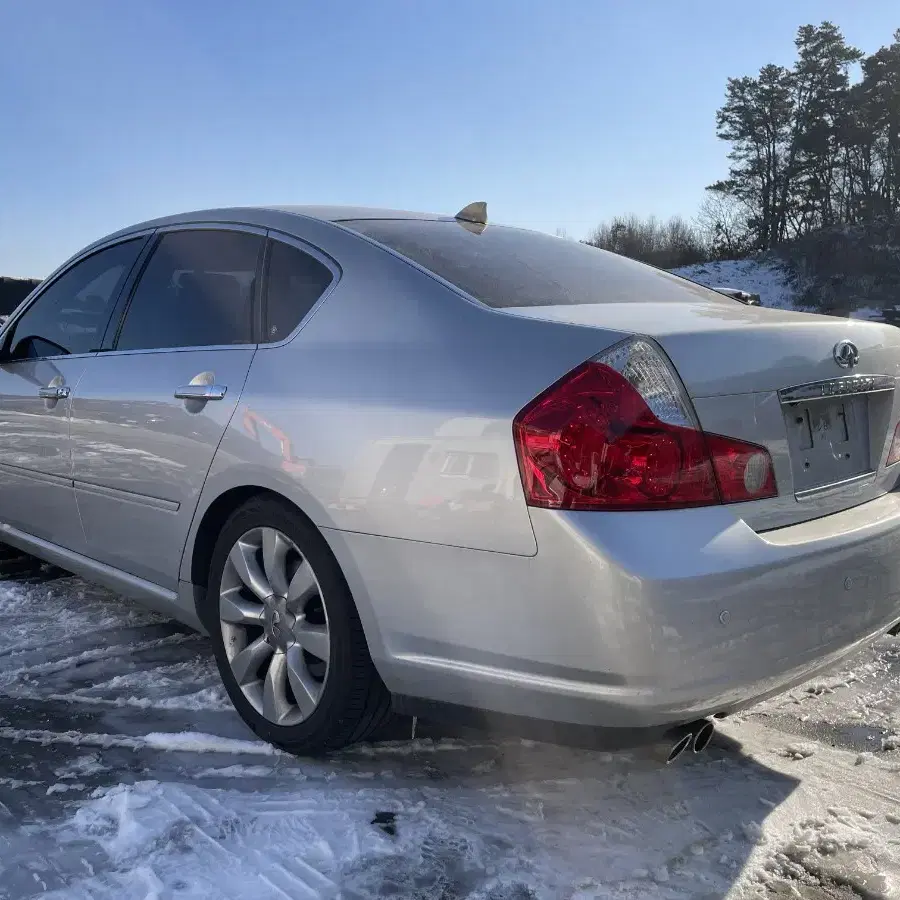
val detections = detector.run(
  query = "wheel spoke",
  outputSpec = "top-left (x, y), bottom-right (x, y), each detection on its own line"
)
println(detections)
top-left (228, 538), bottom-right (272, 601)
top-left (286, 644), bottom-right (321, 718)
top-left (286, 560), bottom-right (317, 610)
top-left (262, 651), bottom-right (292, 723)
top-left (220, 590), bottom-right (264, 625)
top-left (261, 527), bottom-right (290, 597)
top-left (230, 634), bottom-right (273, 686)
top-left (293, 620), bottom-right (330, 663)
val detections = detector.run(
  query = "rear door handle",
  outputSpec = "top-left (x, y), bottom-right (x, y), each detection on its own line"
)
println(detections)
top-left (38, 385), bottom-right (70, 400)
top-left (174, 384), bottom-right (227, 401)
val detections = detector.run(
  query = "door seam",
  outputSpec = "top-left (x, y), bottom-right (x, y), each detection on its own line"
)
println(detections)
top-left (68, 365), bottom-right (90, 544)
top-left (176, 346), bottom-right (260, 582)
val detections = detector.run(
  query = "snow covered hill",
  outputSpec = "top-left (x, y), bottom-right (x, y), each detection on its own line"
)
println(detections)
top-left (671, 259), bottom-right (799, 310)
top-left (671, 257), bottom-right (885, 322)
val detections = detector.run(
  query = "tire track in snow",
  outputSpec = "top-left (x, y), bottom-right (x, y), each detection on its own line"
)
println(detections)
top-left (0, 726), bottom-right (283, 756)
top-left (3, 631), bottom-right (203, 682)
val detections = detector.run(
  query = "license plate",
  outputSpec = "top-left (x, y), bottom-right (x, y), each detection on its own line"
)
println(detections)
top-left (784, 396), bottom-right (870, 493)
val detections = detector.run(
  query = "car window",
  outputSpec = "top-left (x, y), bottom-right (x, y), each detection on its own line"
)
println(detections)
top-left (4, 239), bottom-right (143, 360)
top-left (344, 219), bottom-right (732, 309)
top-left (116, 230), bottom-right (262, 351)
top-left (263, 239), bottom-right (333, 342)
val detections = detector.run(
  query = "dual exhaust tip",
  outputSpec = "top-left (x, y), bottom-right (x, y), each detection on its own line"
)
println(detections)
top-left (659, 719), bottom-right (715, 765)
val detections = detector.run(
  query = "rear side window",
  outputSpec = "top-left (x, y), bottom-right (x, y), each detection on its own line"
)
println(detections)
top-left (263, 240), bottom-right (333, 342)
top-left (116, 230), bottom-right (262, 351)
top-left (344, 219), bottom-right (729, 309)
top-left (5, 239), bottom-right (143, 359)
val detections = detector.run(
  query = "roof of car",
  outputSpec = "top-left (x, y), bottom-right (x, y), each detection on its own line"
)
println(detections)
top-left (82, 205), bottom-right (469, 260)
top-left (269, 205), bottom-right (452, 222)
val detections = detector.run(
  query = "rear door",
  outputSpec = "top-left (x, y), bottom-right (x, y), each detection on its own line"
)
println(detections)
top-left (0, 238), bottom-right (146, 551)
top-left (69, 226), bottom-right (263, 589)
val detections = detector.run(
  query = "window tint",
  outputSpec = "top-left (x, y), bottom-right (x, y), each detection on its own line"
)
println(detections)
top-left (116, 230), bottom-right (262, 351)
top-left (264, 240), bottom-right (333, 342)
top-left (5, 239), bottom-right (142, 359)
top-left (344, 219), bottom-right (732, 309)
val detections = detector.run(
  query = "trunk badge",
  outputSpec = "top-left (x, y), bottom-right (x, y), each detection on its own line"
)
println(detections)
top-left (833, 340), bottom-right (860, 369)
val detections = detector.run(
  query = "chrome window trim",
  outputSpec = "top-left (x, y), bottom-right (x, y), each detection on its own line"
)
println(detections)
top-left (1, 232), bottom-right (154, 363)
top-left (257, 228), bottom-right (342, 350)
top-left (89, 344), bottom-right (259, 359)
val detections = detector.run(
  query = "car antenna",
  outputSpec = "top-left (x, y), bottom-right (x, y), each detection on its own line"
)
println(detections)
top-left (454, 201), bottom-right (488, 234)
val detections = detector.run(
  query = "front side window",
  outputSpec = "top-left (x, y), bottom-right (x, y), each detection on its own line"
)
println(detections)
top-left (263, 239), bottom-right (333, 342)
top-left (4, 239), bottom-right (143, 360)
top-left (116, 230), bottom-right (262, 352)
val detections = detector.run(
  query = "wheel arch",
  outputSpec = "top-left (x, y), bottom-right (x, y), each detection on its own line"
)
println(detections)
top-left (182, 481), bottom-right (388, 664)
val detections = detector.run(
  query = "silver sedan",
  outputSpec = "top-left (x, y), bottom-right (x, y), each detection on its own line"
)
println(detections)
top-left (2, 203), bottom-right (900, 756)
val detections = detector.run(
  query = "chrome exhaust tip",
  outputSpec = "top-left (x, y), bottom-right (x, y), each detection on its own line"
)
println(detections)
top-left (691, 719), bottom-right (715, 753)
top-left (666, 732), bottom-right (693, 764)
top-left (655, 724), bottom-right (695, 765)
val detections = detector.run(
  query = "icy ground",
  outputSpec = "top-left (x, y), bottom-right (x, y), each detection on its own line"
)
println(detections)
top-left (0, 573), bottom-right (899, 898)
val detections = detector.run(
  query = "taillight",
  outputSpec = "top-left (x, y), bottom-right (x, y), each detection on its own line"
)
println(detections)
top-left (887, 422), bottom-right (900, 467)
top-left (513, 337), bottom-right (777, 510)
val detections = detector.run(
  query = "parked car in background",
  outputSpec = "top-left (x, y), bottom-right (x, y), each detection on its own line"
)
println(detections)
top-left (1, 204), bottom-right (900, 757)
top-left (712, 287), bottom-right (762, 305)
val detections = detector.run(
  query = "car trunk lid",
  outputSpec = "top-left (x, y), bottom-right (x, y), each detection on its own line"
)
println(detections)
top-left (502, 301), bottom-right (900, 531)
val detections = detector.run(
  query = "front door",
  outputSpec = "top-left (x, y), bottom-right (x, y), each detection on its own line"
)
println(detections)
top-left (70, 227), bottom-right (263, 589)
top-left (0, 238), bottom-right (146, 551)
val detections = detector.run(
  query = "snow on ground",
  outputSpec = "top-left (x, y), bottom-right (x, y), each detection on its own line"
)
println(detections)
top-left (672, 259), bottom-right (801, 311)
top-left (0, 575), bottom-right (900, 898)
top-left (671, 258), bottom-right (884, 322)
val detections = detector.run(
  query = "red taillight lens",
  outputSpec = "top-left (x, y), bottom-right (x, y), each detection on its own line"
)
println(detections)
top-left (513, 357), bottom-right (777, 510)
top-left (887, 422), bottom-right (900, 467)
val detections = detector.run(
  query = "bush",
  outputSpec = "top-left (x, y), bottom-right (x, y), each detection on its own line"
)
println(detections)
top-left (584, 215), bottom-right (709, 268)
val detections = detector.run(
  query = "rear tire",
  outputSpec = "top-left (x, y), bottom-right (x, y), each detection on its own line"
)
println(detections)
top-left (203, 496), bottom-right (392, 754)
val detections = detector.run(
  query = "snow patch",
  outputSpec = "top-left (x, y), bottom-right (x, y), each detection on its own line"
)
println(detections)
top-left (0, 726), bottom-right (282, 756)
top-left (782, 742), bottom-right (818, 760)
top-left (47, 782), bottom-right (86, 795)
top-left (671, 258), bottom-right (800, 309)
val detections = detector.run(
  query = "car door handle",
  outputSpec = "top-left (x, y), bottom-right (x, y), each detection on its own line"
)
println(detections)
top-left (174, 384), bottom-right (227, 401)
top-left (38, 385), bottom-right (70, 400)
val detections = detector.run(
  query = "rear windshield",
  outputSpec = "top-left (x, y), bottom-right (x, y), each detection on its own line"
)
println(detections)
top-left (343, 219), bottom-right (727, 309)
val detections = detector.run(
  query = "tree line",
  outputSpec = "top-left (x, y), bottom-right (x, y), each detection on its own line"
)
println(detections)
top-left (0, 277), bottom-right (40, 315)
top-left (586, 22), bottom-right (900, 268)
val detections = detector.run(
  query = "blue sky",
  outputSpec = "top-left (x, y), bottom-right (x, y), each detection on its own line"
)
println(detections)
top-left (2, 1), bottom-right (898, 276)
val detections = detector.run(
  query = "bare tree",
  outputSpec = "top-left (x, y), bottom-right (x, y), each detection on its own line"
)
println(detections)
top-left (695, 192), bottom-right (753, 259)
top-left (585, 214), bottom-right (708, 268)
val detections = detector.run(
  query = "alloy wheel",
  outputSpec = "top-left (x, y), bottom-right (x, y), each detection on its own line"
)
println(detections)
top-left (219, 526), bottom-right (330, 726)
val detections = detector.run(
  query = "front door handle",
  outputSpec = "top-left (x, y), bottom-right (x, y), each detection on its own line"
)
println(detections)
top-left (38, 385), bottom-right (70, 400)
top-left (174, 384), bottom-right (227, 401)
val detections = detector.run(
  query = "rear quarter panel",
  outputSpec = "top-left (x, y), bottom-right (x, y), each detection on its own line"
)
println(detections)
top-left (187, 214), bottom-right (624, 562)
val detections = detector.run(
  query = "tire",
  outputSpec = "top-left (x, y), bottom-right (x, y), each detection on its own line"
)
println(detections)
top-left (203, 495), bottom-right (392, 754)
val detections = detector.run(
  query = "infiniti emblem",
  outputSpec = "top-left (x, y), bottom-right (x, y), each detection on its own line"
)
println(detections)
top-left (833, 340), bottom-right (860, 369)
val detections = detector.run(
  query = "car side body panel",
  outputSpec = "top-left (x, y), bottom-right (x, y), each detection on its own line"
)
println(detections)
top-left (71, 347), bottom-right (257, 590)
top-left (0, 357), bottom-right (87, 552)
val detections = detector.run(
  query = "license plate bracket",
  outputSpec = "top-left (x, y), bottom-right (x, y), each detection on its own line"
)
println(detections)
top-left (784, 395), bottom-right (871, 494)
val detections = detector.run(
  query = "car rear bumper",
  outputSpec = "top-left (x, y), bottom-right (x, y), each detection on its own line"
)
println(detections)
top-left (324, 492), bottom-right (900, 729)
